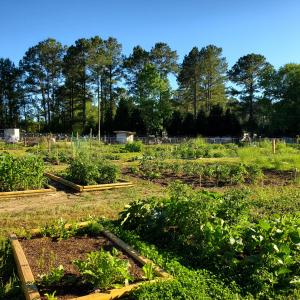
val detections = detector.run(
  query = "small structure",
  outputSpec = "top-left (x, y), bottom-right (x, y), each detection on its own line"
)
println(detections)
top-left (4, 128), bottom-right (20, 143)
top-left (114, 131), bottom-right (135, 144)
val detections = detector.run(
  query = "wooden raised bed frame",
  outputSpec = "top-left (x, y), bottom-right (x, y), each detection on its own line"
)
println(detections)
top-left (0, 184), bottom-right (56, 199)
top-left (45, 173), bottom-right (134, 192)
top-left (10, 222), bottom-right (171, 300)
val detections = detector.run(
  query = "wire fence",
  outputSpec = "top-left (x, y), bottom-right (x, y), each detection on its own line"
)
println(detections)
top-left (0, 130), bottom-right (299, 145)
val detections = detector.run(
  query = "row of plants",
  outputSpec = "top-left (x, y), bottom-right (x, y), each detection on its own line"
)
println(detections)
top-left (0, 153), bottom-right (46, 192)
top-left (131, 159), bottom-right (263, 185)
top-left (142, 139), bottom-right (239, 160)
top-left (118, 182), bottom-right (300, 299)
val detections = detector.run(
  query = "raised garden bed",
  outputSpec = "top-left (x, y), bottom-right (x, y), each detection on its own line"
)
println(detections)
top-left (10, 222), bottom-right (170, 300)
top-left (0, 184), bottom-right (56, 199)
top-left (45, 173), bottom-right (134, 192)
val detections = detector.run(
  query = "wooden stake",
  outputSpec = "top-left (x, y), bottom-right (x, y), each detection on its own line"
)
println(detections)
top-left (272, 139), bottom-right (276, 154)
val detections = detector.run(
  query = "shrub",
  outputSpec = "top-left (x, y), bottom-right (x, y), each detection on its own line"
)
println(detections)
top-left (0, 153), bottom-right (46, 192)
top-left (124, 141), bottom-right (143, 153)
top-left (73, 248), bottom-right (132, 290)
top-left (66, 155), bottom-right (119, 185)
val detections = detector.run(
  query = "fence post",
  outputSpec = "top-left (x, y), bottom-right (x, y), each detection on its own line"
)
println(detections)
top-left (272, 138), bottom-right (276, 154)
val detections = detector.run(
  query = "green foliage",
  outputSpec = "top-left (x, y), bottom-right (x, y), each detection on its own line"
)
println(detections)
top-left (0, 153), bottom-right (46, 192)
top-left (44, 291), bottom-right (58, 300)
top-left (73, 248), bottom-right (132, 290)
top-left (109, 226), bottom-right (240, 300)
top-left (66, 154), bottom-right (119, 185)
top-left (136, 159), bottom-right (263, 186)
top-left (142, 263), bottom-right (154, 280)
top-left (124, 141), bottom-right (143, 153)
top-left (41, 219), bottom-right (78, 241)
top-left (38, 265), bottom-right (64, 287)
top-left (0, 239), bottom-right (22, 299)
top-left (119, 183), bottom-right (300, 298)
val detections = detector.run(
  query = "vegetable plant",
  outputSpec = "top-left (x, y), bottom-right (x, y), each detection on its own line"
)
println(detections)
top-left (66, 154), bottom-right (119, 185)
top-left (38, 265), bottom-right (64, 286)
top-left (0, 153), bottom-right (46, 192)
top-left (73, 248), bottom-right (132, 290)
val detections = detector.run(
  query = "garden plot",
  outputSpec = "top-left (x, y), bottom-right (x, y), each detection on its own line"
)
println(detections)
top-left (11, 222), bottom-right (170, 300)
top-left (46, 155), bottom-right (133, 192)
top-left (0, 153), bottom-right (56, 199)
top-left (127, 160), bottom-right (297, 188)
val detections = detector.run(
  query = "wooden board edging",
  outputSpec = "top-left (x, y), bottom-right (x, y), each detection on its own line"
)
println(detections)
top-left (10, 234), bottom-right (41, 300)
top-left (45, 173), bottom-right (134, 192)
top-left (0, 184), bottom-right (56, 199)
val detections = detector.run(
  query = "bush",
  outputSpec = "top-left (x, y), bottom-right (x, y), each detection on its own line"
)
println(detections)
top-left (66, 155), bottom-right (119, 185)
top-left (124, 141), bottom-right (143, 153)
top-left (0, 153), bottom-right (46, 191)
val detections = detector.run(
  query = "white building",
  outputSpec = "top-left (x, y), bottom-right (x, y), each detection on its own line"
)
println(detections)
top-left (114, 131), bottom-right (135, 144)
top-left (4, 128), bottom-right (20, 143)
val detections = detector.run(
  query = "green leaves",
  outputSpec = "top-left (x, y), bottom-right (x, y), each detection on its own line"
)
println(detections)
top-left (73, 248), bottom-right (132, 290)
top-left (66, 155), bottom-right (119, 185)
top-left (38, 265), bottom-right (64, 287)
top-left (0, 153), bottom-right (46, 192)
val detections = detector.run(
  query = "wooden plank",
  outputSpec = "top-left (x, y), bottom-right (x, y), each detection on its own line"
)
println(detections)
top-left (10, 234), bottom-right (41, 300)
top-left (102, 231), bottom-right (170, 278)
top-left (45, 173), bottom-right (133, 192)
top-left (83, 181), bottom-right (133, 189)
top-left (82, 184), bottom-right (134, 191)
top-left (68, 282), bottom-right (143, 300)
top-left (0, 185), bottom-right (56, 199)
top-left (45, 173), bottom-right (83, 191)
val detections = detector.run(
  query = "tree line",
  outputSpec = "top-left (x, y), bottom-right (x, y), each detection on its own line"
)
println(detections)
top-left (0, 36), bottom-right (299, 136)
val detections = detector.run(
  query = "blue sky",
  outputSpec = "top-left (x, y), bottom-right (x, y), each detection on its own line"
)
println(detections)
top-left (1, 0), bottom-right (300, 70)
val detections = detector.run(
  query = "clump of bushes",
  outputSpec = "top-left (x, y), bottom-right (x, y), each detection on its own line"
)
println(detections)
top-left (0, 153), bottom-right (46, 192)
top-left (123, 141), bottom-right (143, 153)
top-left (119, 182), bottom-right (300, 298)
top-left (66, 155), bottom-right (119, 185)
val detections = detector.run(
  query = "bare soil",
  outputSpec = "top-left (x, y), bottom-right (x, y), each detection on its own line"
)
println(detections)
top-left (20, 235), bottom-right (144, 300)
top-left (124, 169), bottom-right (295, 188)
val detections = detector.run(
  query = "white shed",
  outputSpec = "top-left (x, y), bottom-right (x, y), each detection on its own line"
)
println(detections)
top-left (114, 131), bottom-right (135, 144)
top-left (4, 128), bottom-right (20, 143)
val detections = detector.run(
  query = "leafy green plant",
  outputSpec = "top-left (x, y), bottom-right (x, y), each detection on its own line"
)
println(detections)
top-left (119, 183), bottom-right (300, 298)
top-left (0, 153), bottom-right (46, 192)
top-left (73, 248), bottom-right (132, 290)
top-left (38, 265), bottom-right (64, 286)
top-left (41, 219), bottom-right (77, 241)
top-left (142, 262), bottom-right (154, 280)
top-left (44, 291), bottom-right (58, 300)
top-left (124, 141), bottom-right (143, 153)
top-left (66, 155), bottom-right (119, 185)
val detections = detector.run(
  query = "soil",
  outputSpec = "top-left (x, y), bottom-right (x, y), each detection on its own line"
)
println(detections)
top-left (20, 235), bottom-right (144, 300)
top-left (123, 168), bottom-right (295, 188)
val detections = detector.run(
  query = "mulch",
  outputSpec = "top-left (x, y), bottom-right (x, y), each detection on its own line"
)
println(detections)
top-left (20, 235), bottom-right (144, 300)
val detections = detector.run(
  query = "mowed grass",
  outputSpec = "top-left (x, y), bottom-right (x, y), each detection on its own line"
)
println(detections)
top-left (0, 176), bottom-right (166, 238)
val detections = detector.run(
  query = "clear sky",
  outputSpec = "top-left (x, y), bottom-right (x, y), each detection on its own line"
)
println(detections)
top-left (1, 0), bottom-right (300, 70)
